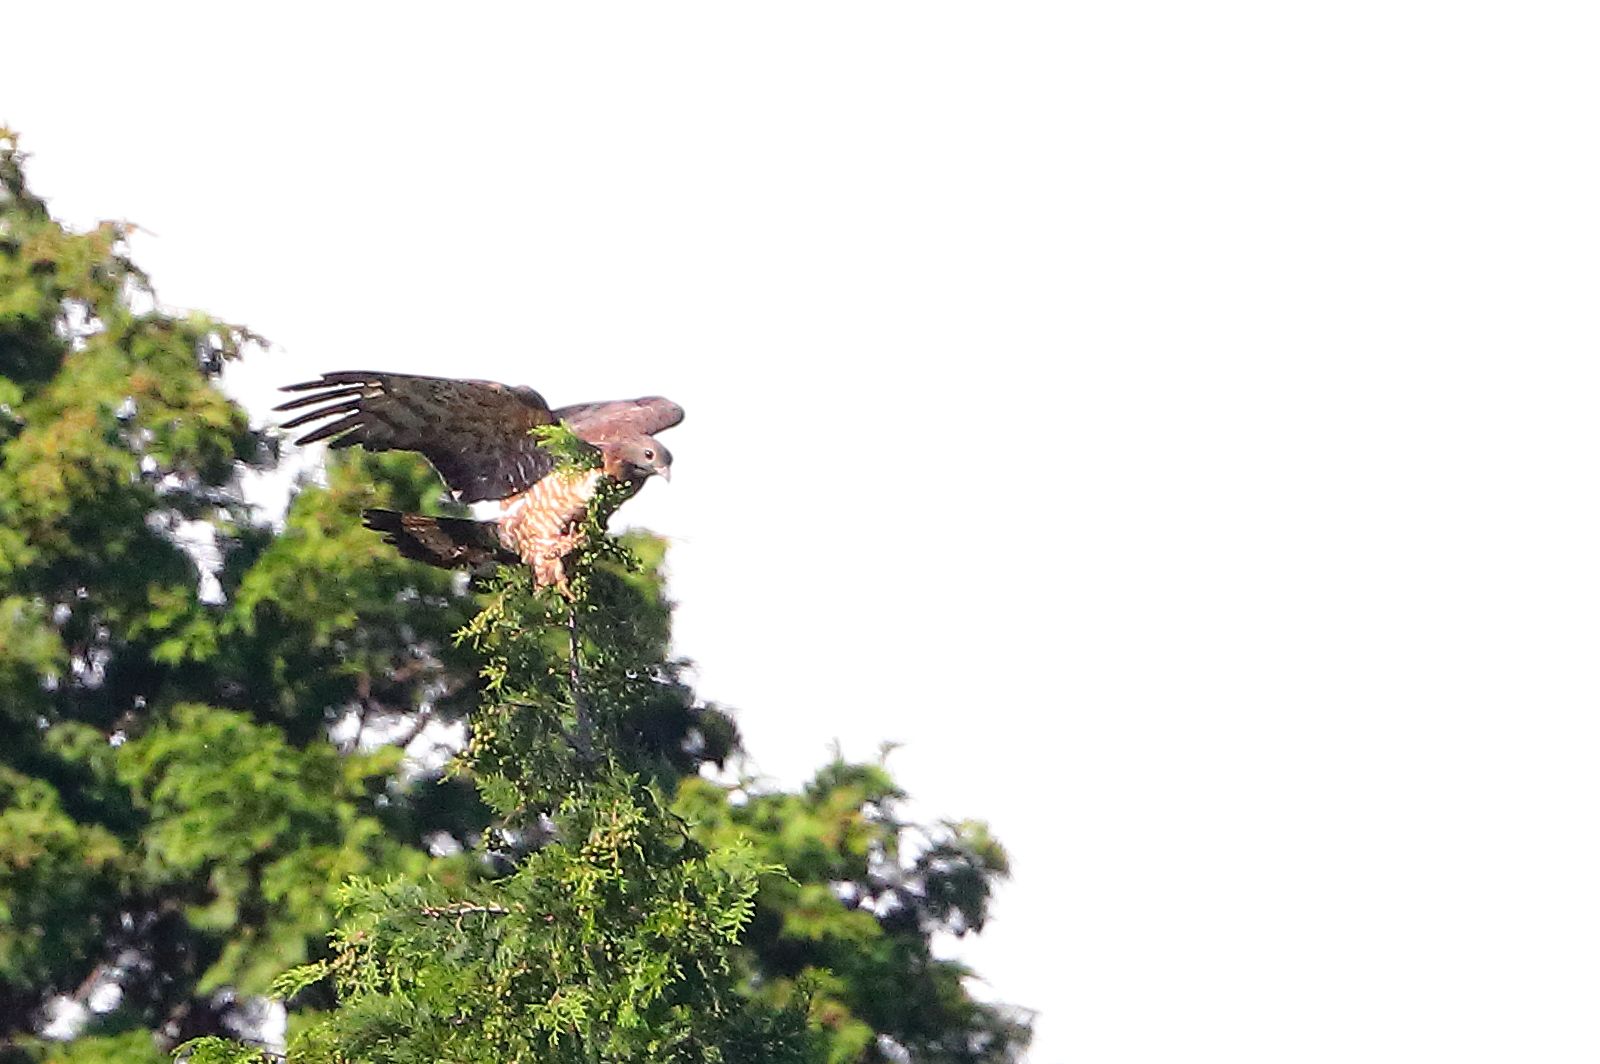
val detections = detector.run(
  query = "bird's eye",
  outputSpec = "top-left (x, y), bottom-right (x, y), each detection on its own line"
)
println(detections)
top-left (643, 449), bottom-right (655, 460)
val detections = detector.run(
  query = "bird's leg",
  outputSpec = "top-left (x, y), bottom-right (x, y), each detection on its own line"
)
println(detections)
top-left (546, 526), bottom-right (589, 561)
top-left (533, 525), bottom-right (589, 598)
top-left (535, 555), bottom-right (571, 598)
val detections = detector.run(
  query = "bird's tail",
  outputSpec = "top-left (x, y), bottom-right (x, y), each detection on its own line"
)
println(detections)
top-left (361, 510), bottom-right (519, 570)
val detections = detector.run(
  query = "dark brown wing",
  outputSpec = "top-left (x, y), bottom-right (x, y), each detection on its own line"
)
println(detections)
top-left (276, 371), bottom-right (565, 503)
top-left (555, 396), bottom-right (685, 445)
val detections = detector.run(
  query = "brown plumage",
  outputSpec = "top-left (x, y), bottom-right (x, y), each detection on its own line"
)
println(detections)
top-left (277, 371), bottom-right (683, 591)
top-left (360, 510), bottom-right (520, 569)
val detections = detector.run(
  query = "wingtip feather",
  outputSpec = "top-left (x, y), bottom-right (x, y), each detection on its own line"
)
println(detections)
top-left (277, 371), bottom-right (389, 394)
top-left (273, 386), bottom-right (365, 412)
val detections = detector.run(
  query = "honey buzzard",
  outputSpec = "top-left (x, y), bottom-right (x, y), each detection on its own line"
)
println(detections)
top-left (276, 371), bottom-right (683, 591)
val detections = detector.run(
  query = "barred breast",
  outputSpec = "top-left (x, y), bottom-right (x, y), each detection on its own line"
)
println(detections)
top-left (495, 468), bottom-right (604, 568)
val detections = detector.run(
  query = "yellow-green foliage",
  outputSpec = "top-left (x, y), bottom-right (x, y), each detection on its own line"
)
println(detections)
top-left (0, 766), bottom-right (127, 988)
top-left (0, 131), bottom-right (484, 1052)
top-left (1, 130), bottom-right (1027, 1063)
top-left (530, 422), bottom-right (601, 472)
top-left (676, 761), bottom-right (1030, 1064)
top-left (243, 572), bottom-right (823, 1063)
top-left (117, 703), bottom-right (437, 993)
top-left (34, 1030), bottom-right (168, 1064)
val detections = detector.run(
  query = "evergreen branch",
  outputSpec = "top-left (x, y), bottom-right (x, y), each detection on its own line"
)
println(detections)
top-left (418, 902), bottom-right (519, 918)
top-left (530, 422), bottom-right (601, 470)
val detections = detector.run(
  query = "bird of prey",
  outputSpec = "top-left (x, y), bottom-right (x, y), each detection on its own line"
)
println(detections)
top-left (275, 371), bottom-right (683, 592)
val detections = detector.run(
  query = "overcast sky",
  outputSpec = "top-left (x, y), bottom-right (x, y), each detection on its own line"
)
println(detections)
top-left (5, 4), bottom-right (1598, 1061)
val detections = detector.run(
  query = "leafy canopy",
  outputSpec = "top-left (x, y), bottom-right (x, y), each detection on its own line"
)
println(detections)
top-left (0, 129), bottom-right (1030, 1063)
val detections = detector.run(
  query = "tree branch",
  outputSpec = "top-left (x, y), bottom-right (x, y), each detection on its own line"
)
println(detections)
top-left (567, 604), bottom-right (596, 762)
top-left (418, 902), bottom-right (515, 919)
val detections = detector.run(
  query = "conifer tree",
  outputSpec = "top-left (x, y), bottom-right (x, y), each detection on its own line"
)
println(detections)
top-left (0, 131), bottom-right (1030, 1063)
top-left (184, 532), bottom-right (824, 1061)
top-left (0, 127), bottom-right (492, 1055)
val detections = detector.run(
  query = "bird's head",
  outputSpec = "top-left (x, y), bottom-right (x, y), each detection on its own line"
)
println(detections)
top-left (613, 436), bottom-right (673, 482)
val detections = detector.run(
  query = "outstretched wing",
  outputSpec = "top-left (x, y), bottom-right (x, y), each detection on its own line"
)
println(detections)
top-left (276, 371), bottom-right (565, 503)
top-left (555, 397), bottom-right (686, 445)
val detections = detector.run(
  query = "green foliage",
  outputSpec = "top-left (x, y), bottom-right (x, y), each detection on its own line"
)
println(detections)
top-left (274, 542), bottom-right (821, 1060)
top-left (0, 130), bottom-right (1027, 1062)
top-left (0, 593), bottom-right (64, 724)
top-left (116, 703), bottom-right (433, 994)
top-left (460, 545), bottom-right (736, 822)
top-left (0, 766), bottom-right (127, 990)
top-left (168, 1037), bottom-right (265, 1064)
top-left (679, 763), bottom-right (1032, 1064)
top-left (0, 130), bottom-right (479, 1049)
top-left (221, 449), bottom-right (479, 744)
top-left (33, 1030), bottom-right (168, 1064)
top-left (279, 784), bottom-right (815, 1063)
top-left (530, 422), bottom-right (601, 471)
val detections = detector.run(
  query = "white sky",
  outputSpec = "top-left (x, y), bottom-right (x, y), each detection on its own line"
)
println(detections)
top-left (5, 4), bottom-right (1599, 1061)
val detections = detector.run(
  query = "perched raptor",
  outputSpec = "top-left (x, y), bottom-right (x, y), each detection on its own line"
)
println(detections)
top-left (275, 371), bottom-right (683, 591)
